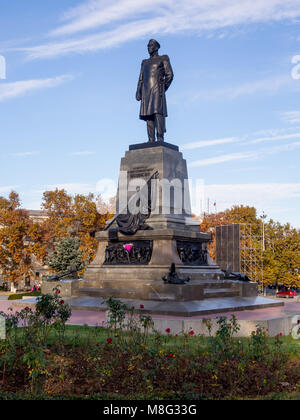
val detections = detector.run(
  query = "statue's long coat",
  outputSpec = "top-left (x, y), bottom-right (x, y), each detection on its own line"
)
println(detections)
top-left (136, 54), bottom-right (174, 120)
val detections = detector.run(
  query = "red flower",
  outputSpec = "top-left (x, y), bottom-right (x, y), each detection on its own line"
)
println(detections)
top-left (140, 304), bottom-right (144, 309)
top-left (60, 300), bottom-right (65, 304)
top-left (107, 338), bottom-right (112, 344)
top-left (188, 330), bottom-right (194, 335)
top-left (165, 328), bottom-right (171, 334)
top-left (280, 332), bottom-right (283, 336)
top-left (55, 289), bottom-right (60, 294)
top-left (168, 352), bottom-right (174, 358)
top-left (24, 307), bottom-right (30, 311)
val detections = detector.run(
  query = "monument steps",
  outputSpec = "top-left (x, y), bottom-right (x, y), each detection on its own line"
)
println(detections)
top-left (203, 288), bottom-right (240, 299)
top-left (79, 280), bottom-right (150, 290)
top-left (75, 287), bottom-right (140, 299)
top-left (74, 279), bottom-right (241, 302)
top-left (64, 295), bottom-right (284, 317)
top-left (79, 278), bottom-right (235, 290)
top-left (75, 287), bottom-right (183, 301)
top-left (84, 268), bottom-right (223, 282)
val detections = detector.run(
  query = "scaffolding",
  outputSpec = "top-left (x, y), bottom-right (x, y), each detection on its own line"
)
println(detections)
top-left (239, 223), bottom-right (264, 293)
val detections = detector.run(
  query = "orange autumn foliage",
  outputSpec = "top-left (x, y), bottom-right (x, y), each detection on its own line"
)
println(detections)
top-left (39, 189), bottom-right (114, 266)
top-left (0, 192), bottom-right (32, 284)
top-left (0, 190), bottom-right (114, 283)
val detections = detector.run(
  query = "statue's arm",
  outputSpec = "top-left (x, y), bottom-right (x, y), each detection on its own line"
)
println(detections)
top-left (136, 61), bottom-right (144, 101)
top-left (163, 55), bottom-right (174, 92)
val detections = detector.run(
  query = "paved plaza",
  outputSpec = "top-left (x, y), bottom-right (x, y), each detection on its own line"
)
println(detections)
top-left (0, 294), bottom-right (299, 336)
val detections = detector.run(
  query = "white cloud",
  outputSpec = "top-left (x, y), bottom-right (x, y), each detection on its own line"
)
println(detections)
top-left (71, 151), bottom-right (95, 156)
top-left (0, 186), bottom-right (19, 194)
top-left (204, 183), bottom-right (300, 206)
top-left (43, 183), bottom-right (94, 195)
top-left (51, 0), bottom-right (168, 37)
top-left (203, 183), bottom-right (300, 223)
top-left (189, 139), bottom-right (300, 167)
top-left (13, 151), bottom-right (40, 157)
top-left (250, 132), bottom-right (300, 144)
top-left (21, 18), bottom-right (167, 59)
top-left (53, 0), bottom-right (300, 37)
top-left (267, 140), bottom-right (300, 152)
top-left (182, 137), bottom-right (236, 150)
top-left (190, 151), bottom-right (258, 167)
top-left (191, 75), bottom-right (291, 101)
top-left (18, 1), bottom-right (300, 59)
top-left (182, 126), bottom-right (300, 155)
top-left (281, 110), bottom-right (300, 124)
top-left (0, 75), bottom-right (73, 102)
top-left (31, 179), bottom-right (117, 207)
top-left (41, 179), bottom-right (117, 199)
top-left (95, 178), bottom-right (117, 201)
top-left (191, 183), bottom-right (300, 225)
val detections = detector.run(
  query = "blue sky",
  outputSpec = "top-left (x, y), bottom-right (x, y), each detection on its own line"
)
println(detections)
top-left (0, 0), bottom-right (300, 227)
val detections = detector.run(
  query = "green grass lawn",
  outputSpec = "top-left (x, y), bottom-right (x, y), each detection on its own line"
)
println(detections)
top-left (2, 324), bottom-right (299, 400)
top-left (7, 291), bottom-right (41, 300)
top-left (1, 306), bottom-right (299, 400)
top-left (43, 324), bottom-right (300, 359)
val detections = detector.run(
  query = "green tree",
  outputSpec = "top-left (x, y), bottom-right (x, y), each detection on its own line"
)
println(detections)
top-left (46, 237), bottom-right (84, 274)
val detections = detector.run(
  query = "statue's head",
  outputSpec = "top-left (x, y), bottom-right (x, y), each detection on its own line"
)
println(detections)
top-left (148, 39), bottom-right (160, 54)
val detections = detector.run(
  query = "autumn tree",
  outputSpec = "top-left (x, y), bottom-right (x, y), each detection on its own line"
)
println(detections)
top-left (37, 189), bottom-right (114, 269)
top-left (40, 189), bottom-right (73, 245)
top-left (201, 205), bottom-right (260, 259)
top-left (201, 205), bottom-right (300, 288)
top-left (263, 220), bottom-right (300, 288)
top-left (0, 192), bottom-right (32, 284)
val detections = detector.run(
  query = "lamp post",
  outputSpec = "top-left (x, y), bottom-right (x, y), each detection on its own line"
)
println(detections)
top-left (260, 211), bottom-right (267, 252)
top-left (260, 212), bottom-right (267, 295)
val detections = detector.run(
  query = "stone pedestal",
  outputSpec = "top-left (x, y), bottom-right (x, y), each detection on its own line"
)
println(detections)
top-left (116, 141), bottom-right (198, 231)
top-left (76, 142), bottom-right (260, 316)
top-left (42, 279), bottom-right (83, 297)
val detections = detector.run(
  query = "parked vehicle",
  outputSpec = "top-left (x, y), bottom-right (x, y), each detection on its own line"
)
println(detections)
top-left (276, 288), bottom-right (297, 298)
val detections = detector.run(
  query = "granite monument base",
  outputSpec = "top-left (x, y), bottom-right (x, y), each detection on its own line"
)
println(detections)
top-left (67, 295), bottom-right (284, 317)
top-left (75, 141), bottom-right (267, 316)
top-left (41, 279), bottom-right (83, 297)
top-left (77, 224), bottom-right (259, 312)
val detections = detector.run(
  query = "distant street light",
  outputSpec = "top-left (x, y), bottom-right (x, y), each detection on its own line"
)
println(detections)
top-left (260, 211), bottom-right (267, 252)
top-left (260, 211), bottom-right (267, 295)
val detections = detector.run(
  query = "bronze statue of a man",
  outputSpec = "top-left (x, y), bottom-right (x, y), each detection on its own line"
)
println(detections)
top-left (136, 39), bottom-right (174, 142)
